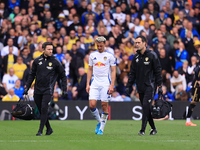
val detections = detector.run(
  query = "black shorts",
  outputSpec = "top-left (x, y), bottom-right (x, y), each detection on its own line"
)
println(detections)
top-left (191, 87), bottom-right (200, 102)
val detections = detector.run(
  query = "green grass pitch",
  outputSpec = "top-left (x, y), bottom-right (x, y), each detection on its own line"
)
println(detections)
top-left (0, 120), bottom-right (200, 150)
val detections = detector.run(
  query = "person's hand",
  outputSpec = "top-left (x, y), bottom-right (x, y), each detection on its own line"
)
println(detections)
top-left (62, 91), bottom-right (68, 99)
top-left (108, 85), bottom-right (114, 95)
top-left (86, 84), bottom-right (90, 93)
top-left (23, 88), bottom-right (28, 95)
top-left (158, 86), bottom-right (163, 96)
top-left (125, 87), bottom-right (130, 96)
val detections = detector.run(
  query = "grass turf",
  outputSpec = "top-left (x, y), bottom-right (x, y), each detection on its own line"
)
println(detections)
top-left (0, 120), bottom-right (200, 150)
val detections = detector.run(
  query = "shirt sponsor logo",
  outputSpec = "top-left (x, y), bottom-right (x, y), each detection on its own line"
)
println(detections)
top-left (47, 66), bottom-right (53, 70)
top-left (144, 62), bottom-right (150, 65)
top-left (94, 62), bottom-right (105, 67)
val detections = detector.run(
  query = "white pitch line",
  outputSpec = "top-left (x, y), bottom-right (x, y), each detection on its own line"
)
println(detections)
top-left (0, 140), bottom-right (193, 143)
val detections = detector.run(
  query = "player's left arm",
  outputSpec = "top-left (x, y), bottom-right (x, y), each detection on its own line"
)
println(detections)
top-left (109, 61), bottom-right (116, 95)
top-left (108, 53), bottom-right (116, 94)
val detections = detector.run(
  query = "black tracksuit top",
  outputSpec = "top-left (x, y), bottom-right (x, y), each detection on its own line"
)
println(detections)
top-left (26, 54), bottom-right (67, 95)
top-left (127, 49), bottom-right (162, 93)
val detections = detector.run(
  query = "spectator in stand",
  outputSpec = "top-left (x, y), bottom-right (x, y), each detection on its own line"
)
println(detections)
top-left (117, 75), bottom-right (131, 101)
top-left (2, 68), bottom-right (18, 92)
top-left (141, 8), bottom-right (154, 21)
top-left (2, 88), bottom-right (19, 101)
top-left (124, 23), bottom-right (137, 39)
top-left (102, 12), bottom-right (115, 33)
top-left (77, 67), bottom-right (88, 100)
top-left (110, 91), bottom-right (124, 102)
top-left (187, 56), bottom-right (198, 82)
top-left (161, 36), bottom-right (171, 55)
top-left (54, 46), bottom-right (65, 62)
top-left (186, 9), bottom-right (200, 31)
top-left (165, 1), bottom-right (174, 15)
top-left (69, 30), bottom-right (79, 47)
top-left (33, 43), bottom-right (43, 59)
top-left (182, 30), bottom-right (196, 57)
top-left (17, 28), bottom-right (29, 50)
top-left (1, 38), bottom-right (18, 57)
top-left (113, 6), bottom-right (126, 26)
top-left (180, 22), bottom-right (200, 40)
top-left (130, 6), bottom-right (138, 22)
top-left (134, 18), bottom-right (144, 35)
top-left (155, 10), bottom-right (166, 29)
top-left (13, 56), bottom-right (27, 80)
top-left (69, 15), bottom-right (82, 33)
top-left (99, 1), bottom-right (113, 20)
top-left (167, 27), bottom-right (180, 49)
top-left (148, 3), bottom-right (158, 21)
top-left (143, 0), bottom-right (160, 12)
top-left (108, 25), bottom-right (124, 44)
top-left (175, 84), bottom-right (188, 101)
top-left (50, 0), bottom-right (65, 18)
top-left (182, 1), bottom-right (191, 18)
top-left (118, 53), bottom-right (131, 81)
top-left (81, 3), bottom-right (99, 26)
top-left (21, 48), bottom-right (32, 67)
top-left (37, 28), bottom-right (47, 43)
top-left (173, 0), bottom-right (185, 10)
top-left (140, 11), bottom-right (155, 26)
top-left (177, 61), bottom-right (189, 83)
top-left (170, 70), bottom-right (187, 93)
top-left (174, 42), bottom-right (190, 70)
top-left (2, 46), bottom-right (17, 74)
top-left (159, 48), bottom-right (172, 74)
top-left (13, 79), bottom-right (24, 98)
top-left (77, 0), bottom-right (87, 16)
top-left (4, 28), bottom-right (18, 47)
top-left (70, 44), bottom-right (84, 86)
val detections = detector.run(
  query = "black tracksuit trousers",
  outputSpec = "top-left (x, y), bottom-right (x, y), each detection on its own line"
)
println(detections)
top-left (139, 86), bottom-right (156, 132)
top-left (34, 94), bottom-right (52, 133)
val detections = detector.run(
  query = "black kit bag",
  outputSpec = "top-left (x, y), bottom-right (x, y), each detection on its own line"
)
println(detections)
top-left (152, 94), bottom-right (173, 119)
top-left (11, 96), bottom-right (35, 120)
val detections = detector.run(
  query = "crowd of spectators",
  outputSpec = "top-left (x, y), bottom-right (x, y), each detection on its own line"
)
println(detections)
top-left (0, 0), bottom-right (200, 102)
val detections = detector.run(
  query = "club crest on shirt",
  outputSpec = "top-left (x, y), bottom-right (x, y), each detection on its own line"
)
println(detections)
top-left (145, 57), bottom-right (149, 61)
top-left (104, 56), bottom-right (107, 60)
top-left (49, 62), bottom-right (52, 66)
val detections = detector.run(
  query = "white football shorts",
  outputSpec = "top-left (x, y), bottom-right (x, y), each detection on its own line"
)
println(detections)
top-left (89, 86), bottom-right (111, 102)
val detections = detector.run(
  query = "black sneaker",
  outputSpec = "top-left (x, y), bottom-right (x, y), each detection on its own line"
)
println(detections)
top-left (46, 128), bottom-right (53, 135)
top-left (138, 130), bottom-right (145, 136)
top-left (149, 129), bottom-right (157, 135)
top-left (36, 131), bottom-right (42, 136)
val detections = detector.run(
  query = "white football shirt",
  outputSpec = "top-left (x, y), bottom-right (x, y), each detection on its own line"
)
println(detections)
top-left (89, 50), bottom-right (116, 87)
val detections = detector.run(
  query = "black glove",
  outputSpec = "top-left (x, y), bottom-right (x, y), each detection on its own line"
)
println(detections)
top-left (23, 88), bottom-right (28, 95)
top-left (125, 87), bottom-right (130, 96)
top-left (158, 86), bottom-right (163, 96)
top-left (62, 91), bottom-right (68, 99)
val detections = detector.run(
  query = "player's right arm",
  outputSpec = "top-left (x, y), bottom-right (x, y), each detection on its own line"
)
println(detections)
top-left (26, 58), bottom-right (37, 90)
top-left (86, 54), bottom-right (93, 93)
top-left (86, 66), bottom-right (93, 93)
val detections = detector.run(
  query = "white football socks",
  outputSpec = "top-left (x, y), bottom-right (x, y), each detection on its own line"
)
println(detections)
top-left (186, 118), bottom-right (190, 122)
top-left (90, 108), bottom-right (101, 123)
top-left (100, 112), bottom-right (109, 131)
